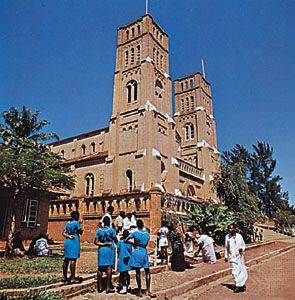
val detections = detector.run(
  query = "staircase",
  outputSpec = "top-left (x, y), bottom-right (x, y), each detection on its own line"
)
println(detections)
top-left (257, 227), bottom-right (292, 242)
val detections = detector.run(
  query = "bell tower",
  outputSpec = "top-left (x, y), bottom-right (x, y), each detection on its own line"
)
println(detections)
top-left (105, 15), bottom-right (179, 195)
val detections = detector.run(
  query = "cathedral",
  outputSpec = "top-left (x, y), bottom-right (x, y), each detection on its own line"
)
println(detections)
top-left (48, 13), bottom-right (220, 241)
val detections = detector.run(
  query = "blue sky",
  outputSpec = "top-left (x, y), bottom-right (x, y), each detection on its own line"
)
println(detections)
top-left (1, 0), bottom-right (295, 205)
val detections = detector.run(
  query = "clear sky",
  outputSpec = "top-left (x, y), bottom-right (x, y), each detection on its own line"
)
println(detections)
top-left (1, 0), bottom-right (294, 205)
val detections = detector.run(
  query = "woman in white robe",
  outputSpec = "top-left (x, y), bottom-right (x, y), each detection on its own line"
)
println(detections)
top-left (224, 224), bottom-right (248, 293)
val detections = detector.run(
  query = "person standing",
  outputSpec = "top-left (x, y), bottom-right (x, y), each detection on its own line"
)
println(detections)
top-left (94, 216), bottom-right (118, 293)
top-left (62, 211), bottom-right (83, 284)
top-left (225, 224), bottom-right (248, 293)
top-left (169, 227), bottom-right (185, 272)
top-left (126, 219), bottom-right (155, 298)
top-left (115, 211), bottom-right (125, 234)
top-left (158, 221), bottom-right (169, 265)
top-left (117, 230), bottom-right (132, 294)
top-left (123, 212), bottom-right (132, 231)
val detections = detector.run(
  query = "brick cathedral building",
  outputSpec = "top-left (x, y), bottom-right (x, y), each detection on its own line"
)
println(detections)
top-left (48, 14), bottom-right (220, 241)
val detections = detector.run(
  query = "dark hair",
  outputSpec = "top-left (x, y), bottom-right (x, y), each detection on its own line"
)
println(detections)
top-left (127, 212), bottom-right (132, 219)
top-left (228, 223), bottom-right (236, 230)
top-left (189, 225), bottom-right (197, 232)
top-left (71, 211), bottom-right (80, 221)
top-left (162, 221), bottom-right (167, 227)
top-left (137, 219), bottom-right (144, 229)
top-left (122, 229), bottom-right (129, 239)
top-left (107, 206), bottom-right (114, 214)
top-left (38, 233), bottom-right (46, 239)
top-left (103, 216), bottom-right (111, 227)
top-left (120, 211), bottom-right (125, 218)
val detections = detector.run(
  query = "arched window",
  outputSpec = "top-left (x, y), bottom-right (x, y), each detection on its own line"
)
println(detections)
top-left (190, 79), bottom-right (194, 89)
top-left (85, 173), bottom-right (94, 196)
top-left (155, 79), bottom-right (163, 98)
top-left (91, 142), bottom-right (96, 153)
top-left (81, 144), bottom-right (86, 155)
top-left (126, 80), bottom-right (138, 103)
top-left (206, 121), bottom-right (211, 131)
top-left (185, 81), bottom-right (189, 90)
top-left (126, 170), bottom-right (134, 192)
top-left (126, 30), bottom-right (129, 40)
top-left (60, 150), bottom-right (65, 158)
top-left (187, 185), bottom-right (195, 197)
top-left (184, 123), bottom-right (195, 140)
top-left (181, 82), bottom-right (184, 91)
top-left (131, 27), bottom-right (135, 37)
top-left (137, 25), bottom-right (141, 34)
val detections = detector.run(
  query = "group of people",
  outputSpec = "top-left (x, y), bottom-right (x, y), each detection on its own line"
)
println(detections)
top-left (62, 209), bottom-right (248, 295)
top-left (62, 210), bottom-right (155, 297)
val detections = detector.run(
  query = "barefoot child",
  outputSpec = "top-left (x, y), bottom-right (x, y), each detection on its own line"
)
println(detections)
top-left (117, 230), bottom-right (132, 294)
top-left (126, 219), bottom-right (155, 298)
top-left (62, 211), bottom-right (83, 284)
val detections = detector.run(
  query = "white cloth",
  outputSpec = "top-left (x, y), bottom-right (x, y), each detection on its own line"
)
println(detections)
top-left (34, 238), bottom-right (49, 256)
top-left (115, 215), bottom-right (123, 227)
top-left (123, 217), bottom-right (131, 230)
top-left (158, 226), bottom-right (169, 248)
top-left (184, 232), bottom-right (194, 254)
top-left (197, 235), bottom-right (216, 263)
top-left (130, 215), bottom-right (137, 227)
top-left (225, 233), bottom-right (248, 287)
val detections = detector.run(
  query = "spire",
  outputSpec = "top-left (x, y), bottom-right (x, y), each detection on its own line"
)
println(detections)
top-left (146, 0), bottom-right (149, 14)
top-left (201, 59), bottom-right (206, 78)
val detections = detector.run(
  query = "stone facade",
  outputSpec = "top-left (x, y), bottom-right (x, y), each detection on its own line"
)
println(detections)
top-left (48, 14), bottom-right (219, 241)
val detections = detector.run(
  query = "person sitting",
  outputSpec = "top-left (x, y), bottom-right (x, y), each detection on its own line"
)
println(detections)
top-left (34, 233), bottom-right (50, 256)
top-left (12, 232), bottom-right (25, 258)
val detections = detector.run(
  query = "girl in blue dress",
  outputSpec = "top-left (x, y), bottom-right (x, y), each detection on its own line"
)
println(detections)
top-left (117, 230), bottom-right (133, 294)
top-left (126, 219), bottom-right (155, 298)
top-left (94, 215), bottom-right (118, 293)
top-left (62, 211), bottom-right (83, 284)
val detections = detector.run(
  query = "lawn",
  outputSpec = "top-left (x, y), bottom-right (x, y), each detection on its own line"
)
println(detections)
top-left (0, 257), bottom-right (63, 274)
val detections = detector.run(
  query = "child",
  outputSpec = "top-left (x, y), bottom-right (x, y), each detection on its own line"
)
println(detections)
top-left (158, 221), bottom-right (169, 265)
top-left (94, 216), bottom-right (118, 293)
top-left (62, 211), bottom-right (83, 284)
top-left (126, 219), bottom-right (155, 298)
top-left (117, 230), bottom-right (132, 294)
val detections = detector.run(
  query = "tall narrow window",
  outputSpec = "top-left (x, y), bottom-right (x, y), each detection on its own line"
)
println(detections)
top-left (126, 170), bottom-right (134, 192)
top-left (60, 150), bottom-right (65, 158)
top-left (160, 55), bottom-right (163, 69)
top-left (181, 82), bottom-right (184, 91)
top-left (184, 123), bottom-right (195, 140)
top-left (131, 27), bottom-right (135, 37)
top-left (85, 173), bottom-right (94, 196)
top-left (137, 45), bottom-right (141, 63)
top-left (156, 51), bottom-right (159, 66)
top-left (186, 97), bottom-right (189, 111)
top-left (81, 144), bottom-right (86, 155)
top-left (126, 80), bottom-right (138, 103)
top-left (181, 99), bottom-right (184, 111)
top-left (153, 48), bottom-right (156, 61)
top-left (190, 96), bottom-right (195, 110)
top-left (190, 123), bottom-right (195, 139)
top-left (125, 50), bottom-right (129, 67)
top-left (91, 142), bottom-right (96, 153)
top-left (126, 30), bottom-right (129, 40)
top-left (131, 48), bottom-right (134, 64)
top-left (137, 25), bottom-right (141, 34)
top-left (185, 81), bottom-right (189, 90)
top-left (187, 185), bottom-right (195, 197)
top-left (190, 79), bottom-right (194, 89)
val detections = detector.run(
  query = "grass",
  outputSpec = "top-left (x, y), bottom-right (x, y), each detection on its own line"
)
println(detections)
top-left (0, 291), bottom-right (64, 300)
top-left (0, 257), bottom-right (63, 274)
top-left (0, 275), bottom-right (60, 289)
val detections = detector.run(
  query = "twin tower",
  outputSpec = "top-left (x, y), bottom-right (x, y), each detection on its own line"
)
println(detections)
top-left (108, 14), bottom-right (219, 201)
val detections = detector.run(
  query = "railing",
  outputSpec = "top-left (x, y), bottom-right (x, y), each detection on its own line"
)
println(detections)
top-left (177, 158), bottom-right (204, 180)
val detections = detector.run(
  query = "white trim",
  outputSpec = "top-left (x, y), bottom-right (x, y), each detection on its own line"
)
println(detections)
top-left (195, 106), bottom-right (205, 111)
top-left (171, 157), bottom-right (180, 166)
top-left (174, 189), bottom-right (182, 196)
top-left (165, 113), bottom-right (176, 124)
top-left (152, 148), bottom-right (162, 158)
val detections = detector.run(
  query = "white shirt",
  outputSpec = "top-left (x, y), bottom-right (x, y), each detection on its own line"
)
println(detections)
top-left (130, 215), bottom-right (137, 227)
top-left (115, 215), bottom-right (123, 227)
top-left (34, 238), bottom-right (49, 256)
top-left (123, 217), bottom-right (131, 230)
top-left (196, 234), bottom-right (214, 248)
top-left (224, 233), bottom-right (246, 261)
top-left (159, 226), bottom-right (169, 239)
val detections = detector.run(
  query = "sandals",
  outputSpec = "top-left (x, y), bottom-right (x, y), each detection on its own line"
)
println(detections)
top-left (67, 277), bottom-right (83, 284)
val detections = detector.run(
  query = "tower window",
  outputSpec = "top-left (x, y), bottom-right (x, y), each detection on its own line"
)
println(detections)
top-left (126, 80), bottom-right (138, 103)
top-left (126, 169), bottom-right (134, 192)
top-left (184, 123), bottom-right (195, 140)
top-left (186, 97), bottom-right (189, 111)
top-left (190, 79), bottom-right (194, 89)
top-left (126, 30), bottom-right (129, 40)
top-left (85, 173), bottom-right (94, 197)
top-left (190, 96), bottom-right (195, 110)
top-left (153, 48), bottom-right (156, 61)
top-left (60, 150), bottom-right (65, 158)
top-left (181, 82), bottom-right (184, 91)
top-left (160, 55), bottom-right (163, 69)
top-left (131, 27), bottom-right (135, 37)
top-left (91, 142), bottom-right (96, 153)
top-left (137, 25), bottom-right (141, 34)
top-left (187, 185), bottom-right (195, 197)
top-left (125, 50), bottom-right (129, 67)
top-left (81, 144), bottom-right (86, 155)
top-left (156, 51), bottom-right (159, 66)
top-left (137, 45), bottom-right (141, 63)
top-left (185, 81), bottom-right (189, 90)
top-left (131, 48), bottom-right (135, 64)
top-left (206, 121), bottom-right (211, 130)
top-left (181, 99), bottom-right (184, 111)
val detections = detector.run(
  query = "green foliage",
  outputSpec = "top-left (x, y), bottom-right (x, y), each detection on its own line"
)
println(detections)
top-left (184, 203), bottom-right (236, 244)
top-left (0, 291), bottom-right (64, 300)
top-left (0, 275), bottom-right (60, 289)
top-left (0, 257), bottom-right (63, 274)
top-left (161, 196), bottom-right (181, 228)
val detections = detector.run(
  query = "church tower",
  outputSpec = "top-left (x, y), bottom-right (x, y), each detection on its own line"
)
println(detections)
top-left (106, 15), bottom-right (179, 195)
top-left (174, 73), bottom-right (219, 200)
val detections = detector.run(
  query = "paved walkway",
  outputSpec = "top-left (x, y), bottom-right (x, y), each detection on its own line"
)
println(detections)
top-left (185, 247), bottom-right (295, 300)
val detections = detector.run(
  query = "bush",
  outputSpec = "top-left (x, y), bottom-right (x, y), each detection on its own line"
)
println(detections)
top-left (0, 275), bottom-right (60, 289)
top-left (0, 291), bottom-right (64, 300)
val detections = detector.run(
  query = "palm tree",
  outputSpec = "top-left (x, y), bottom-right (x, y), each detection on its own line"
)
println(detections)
top-left (0, 106), bottom-right (74, 258)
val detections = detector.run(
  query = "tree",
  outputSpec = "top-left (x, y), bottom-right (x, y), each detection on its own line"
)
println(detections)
top-left (0, 107), bottom-right (75, 257)
top-left (184, 203), bottom-right (236, 245)
top-left (248, 142), bottom-right (288, 218)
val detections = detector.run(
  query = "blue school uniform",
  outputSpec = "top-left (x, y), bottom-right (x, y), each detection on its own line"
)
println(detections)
top-left (95, 227), bottom-right (117, 266)
top-left (117, 240), bottom-right (133, 272)
top-left (129, 229), bottom-right (150, 269)
top-left (64, 220), bottom-right (82, 259)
